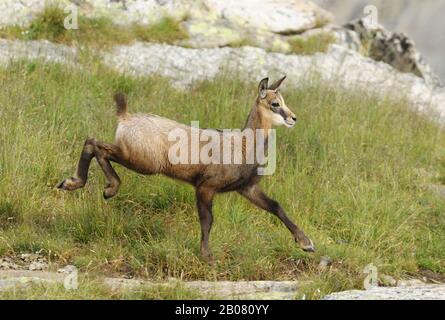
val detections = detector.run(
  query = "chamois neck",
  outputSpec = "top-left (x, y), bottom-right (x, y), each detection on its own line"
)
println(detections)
top-left (243, 102), bottom-right (272, 133)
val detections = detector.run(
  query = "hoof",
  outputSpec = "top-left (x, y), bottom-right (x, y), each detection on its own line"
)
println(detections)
top-left (56, 180), bottom-right (66, 189)
top-left (301, 240), bottom-right (315, 253)
top-left (103, 190), bottom-right (117, 200)
top-left (103, 186), bottom-right (119, 200)
top-left (201, 250), bottom-right (214, 265)
top-left (56, 177), bottom-right (84, 191)
top-left (202, 255), bottom-right (214, 265)
top-left (296, 236), bottom-right (315, 253)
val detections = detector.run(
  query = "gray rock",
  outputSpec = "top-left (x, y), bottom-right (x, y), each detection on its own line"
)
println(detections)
top-left (0, 39), bottom-right (77, 67)
top-left (324, 284), bottom-right (445, 300)
top-left (344, 18), bottom-right (442, 87)
top-left (0, 258), bottom-right (19, 271)
top-left (1, 37), bottom-right (445, 123)
top-left (102, 42), bottom-right (445, 124)
top-left (0, 0), bottom-right (48, 27)
top-left (379, 274), bottom-right (397, 287)
top-left (29, 261), bottom-right (48, 271)
top-left (57, 265), bottom-right (78, 274)
top-left (0, 1), bottom-right (331, 53)
top-left (105, 278), bottom-right (299, 299)
top-left (202, 0), bottom-right (333, 35)
top-left (318, 256), bottom-right (333, 270)
top-left (0, 270), bottom-right (64, 292)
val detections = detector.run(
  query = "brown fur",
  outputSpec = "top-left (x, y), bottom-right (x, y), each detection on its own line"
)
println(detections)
top-left (114, 93), bottom-right (127, 118)
top-left (58, 77), bottom-right (315, 261)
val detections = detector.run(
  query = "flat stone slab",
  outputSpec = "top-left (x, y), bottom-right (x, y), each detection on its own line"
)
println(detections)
top-left (0, 270), bottom-right (298, 299)
top-left (105, 278), bottom-right (299, 300)
top-left (323, 284), bottom-right (445, 300)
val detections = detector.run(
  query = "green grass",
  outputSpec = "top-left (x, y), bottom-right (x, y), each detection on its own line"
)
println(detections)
top-left (288, 33), bottom-right (336, 55)
top-left (1, 58), bottom-right (445, 299)
top-left (0, 5), bottom-right (187, 48)
top-left (0, 277), bottom-right (205, 300)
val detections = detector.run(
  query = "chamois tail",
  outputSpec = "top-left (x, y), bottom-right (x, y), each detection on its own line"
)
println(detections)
top-left (114, 93), bottom-right (127, 118)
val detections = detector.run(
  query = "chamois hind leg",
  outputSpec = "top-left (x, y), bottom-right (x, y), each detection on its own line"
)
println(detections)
top-left (57, 138), bottom-right (123, 199)
top-left (238, 184), bottom-right (315, 252)
top-left (196, 187), bottom-right (215, 262)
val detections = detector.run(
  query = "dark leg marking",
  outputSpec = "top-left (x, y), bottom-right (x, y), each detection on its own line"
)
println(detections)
top-left (57, 138), bottom-right (123, 199)
top-left (238, 184), bottom-right (315, 252)
top-left (196, 187), bottom-right (215, 262)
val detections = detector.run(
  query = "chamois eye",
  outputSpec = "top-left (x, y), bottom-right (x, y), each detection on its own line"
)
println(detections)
top-left (271, 102), bottom-right (280, 108)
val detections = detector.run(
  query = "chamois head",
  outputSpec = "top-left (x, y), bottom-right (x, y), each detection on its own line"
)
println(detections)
top-left (257, 76), bottom-right (297, 128)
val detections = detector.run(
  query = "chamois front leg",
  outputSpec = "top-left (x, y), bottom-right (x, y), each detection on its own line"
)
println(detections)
top-left (196, 187), bottom-right (215, 262)
top-left (57, 138), bottom-right (122, 199)
top-left (238, 184), bottom-right (315, 252)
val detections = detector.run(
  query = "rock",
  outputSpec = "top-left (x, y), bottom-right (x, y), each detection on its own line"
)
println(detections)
top-left (0, 39), bottom-right (77, 67)
top-left (0, 0), bottom-right (48, 27)
top-left (313, 0), bottom-right (445, 83)
top-left (0, 258), bottom-right (20, 271)
top-left (300, 25), bottom-right (362, 52)
top-left (105, 278), bottom-right (299, 299)
top-left (57, 265), bottom-right (78, 274)
top-left (0, 1), bottom-right (331, 54)
top-left (203, 0), bottom-right (333, 35)
top-left (0, 270), bottom-right (64, 292)
top-left (1, 38), bottom-right (445, 124)
top-left (29, 261), bottom-right (48, 271)
top-left (397, 279), bottom-right (426, 287)
top-left (82, 0), bottom-right (192, 26)
top-left (344, 19), bottom-right (442, 87)
top-left (18, 252), bottom-right (48, 271)
top-left (379, 274), bottom-right (397, 287)
top-left (318, 256), bottom-right (333, 271)
top-left (324, 283), bottom-right (445, 300)
top-left (181, 20), bottom-right (244, 48)
top-left (102, 42), bottom-right (445, 123)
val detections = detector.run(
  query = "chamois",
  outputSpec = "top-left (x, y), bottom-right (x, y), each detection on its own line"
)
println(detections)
top-left (57, 76), bottom-right (315, 260)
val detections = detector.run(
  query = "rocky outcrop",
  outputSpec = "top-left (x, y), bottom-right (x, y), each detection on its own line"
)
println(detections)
top-left (313, 0), bottom-right (445, 82)
top-left (0, 0), bottom-right (441, 87)
top-left (103, 42), bottom-right (445, 121)
top-left (1, 38), bottom-right (444, 123)
top-left (0, 0), bottom-right (332, 52)
top-left (0, 39), bottom-right (77, 66)
top-left (0, 269), bottom-right (298, 299)
top-left (345, 19), bottom-right (442, 87)
top-left (324, 283), bottom-right (445, 300)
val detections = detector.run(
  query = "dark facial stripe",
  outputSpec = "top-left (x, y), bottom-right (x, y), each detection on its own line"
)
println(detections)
top-left (272, 107), bottom-right (288, 120)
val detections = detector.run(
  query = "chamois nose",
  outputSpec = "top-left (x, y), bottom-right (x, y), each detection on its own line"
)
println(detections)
top-left (291, 116), bottom-right (297, 122)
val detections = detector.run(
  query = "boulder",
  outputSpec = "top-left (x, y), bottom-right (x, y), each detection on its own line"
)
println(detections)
top-left (344, 18), bottom-right (443, 87)
top-left (323, 283), bottom-right (445, 300)
top-left (102, 42), bottom-right (445, 125)
top-left (0, 0), bottom-right (332, 54)
top-left (1, 37), bottom-right (445, 122)
top-left (202, 0), bottom-right (333, 35)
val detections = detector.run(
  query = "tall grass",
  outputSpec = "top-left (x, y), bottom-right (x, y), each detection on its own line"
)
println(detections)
top-left (0, 59), bottom-right (445, 298)
top-left (289, 33), bottom-right (336, 55)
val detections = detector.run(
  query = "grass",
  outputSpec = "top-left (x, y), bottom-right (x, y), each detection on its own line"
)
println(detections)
top-left (0, 4), bottom-right (336, 57)
top-left (0, 277), bottom-right (205, 300)
top-left (288, 33), bottom-right (336, 55)
top-left (0, 5), bottom-right (187, 48)
top-left (1, 58), bottom-right (445, 299)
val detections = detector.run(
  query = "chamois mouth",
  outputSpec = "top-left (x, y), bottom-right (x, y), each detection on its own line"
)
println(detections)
top-left (284, 119), bottom-right (296, 128)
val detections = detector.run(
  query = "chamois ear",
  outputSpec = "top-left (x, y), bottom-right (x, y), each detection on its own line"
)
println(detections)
top-left (268, 75), bottom-right (286, 91)
top-left (258, 77), bottom-right (269, 99)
